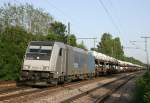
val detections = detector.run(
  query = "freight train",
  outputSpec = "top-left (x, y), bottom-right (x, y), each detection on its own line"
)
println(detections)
top-left (20, 41), bottom-right (143, 86)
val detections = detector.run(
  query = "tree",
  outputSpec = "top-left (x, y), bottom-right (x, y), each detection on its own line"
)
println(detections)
top-left (0, 3), bottom-right (53, 35)
top-left (48, 21), bottom-right (66, 36)
top-left (97, 33), bottom-right (113, 56)
top-left (113, 37), bottom-right (124, 59)
top-left (77, 41), bottom-right (86, 49)
top-left (47, 21), bottom-right (67, 42)
top-left (66, 34), bottom-right (77, 46)
top-left (0, 26), bottom-right (33, 80)
top-left (97, 33), bottom-right (124, 59)
top-left (96, 33), bottom-right (144, 65)
top-left (0, 3), bottom-right (79, 80)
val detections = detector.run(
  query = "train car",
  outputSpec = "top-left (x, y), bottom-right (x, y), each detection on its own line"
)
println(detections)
top-left (117, 60), bottom-right (142, 72)
top-left (91, 51), bottom-right (106, 76)
top-left (20, 41), bottom-right (95, 86)
top-left (91, 51), bottom-right (118, 75)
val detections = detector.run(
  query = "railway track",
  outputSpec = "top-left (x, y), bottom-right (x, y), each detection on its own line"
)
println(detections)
top-left (0, 81), bottom-right (16, 88)
top-left (0, 86), bottom-right (24, 94)
top-left (21, 72), bottom-right (142, 103)
top-left (0, 76), bottom-right (109, 102)
top-left (0, 73), bottom-right (130, 103)
top-left (62, 71), bottom-right (143, 103)
top-left (101, 71), bottom-right (145, 103)
top-left (0, 86), bottom-right (40, 101)
top-left (94, 75), bottom-right (135, 103)
top-left (0, 71), bottom-right (143, 103)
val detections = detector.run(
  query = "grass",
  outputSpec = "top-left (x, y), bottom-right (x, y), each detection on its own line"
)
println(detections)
top-left (131, 70), bottom-right (150, 103)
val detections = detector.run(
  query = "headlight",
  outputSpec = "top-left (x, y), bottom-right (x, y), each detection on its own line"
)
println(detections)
top-left (23, 65), bottom-right (30, 69)
top-left (43, 66), bottom-right (49, 70)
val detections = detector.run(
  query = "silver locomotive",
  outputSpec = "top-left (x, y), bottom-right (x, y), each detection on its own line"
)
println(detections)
top-left (20, 41), bottom-right (95, 86)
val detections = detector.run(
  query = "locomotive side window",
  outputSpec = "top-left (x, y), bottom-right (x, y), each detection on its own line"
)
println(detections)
top-left (59, 48), bottom-right (62, 56)
top-left (74, 52), bottom-right (84, 68)
top-left (74, 52), bottom-right (79, 64)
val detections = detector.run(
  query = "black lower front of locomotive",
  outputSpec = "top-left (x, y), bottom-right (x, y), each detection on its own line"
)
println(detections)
top-left (19, 70), bottom-right (56, 86)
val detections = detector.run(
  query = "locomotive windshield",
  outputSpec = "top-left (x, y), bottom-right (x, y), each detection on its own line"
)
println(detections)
top-left (25, 41), bottom-right (54, 60)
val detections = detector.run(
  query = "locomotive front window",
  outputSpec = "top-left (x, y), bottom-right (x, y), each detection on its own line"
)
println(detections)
top-left (26, 45), bottom-right (53, 60)
top-left (30, 49), bottom-right (39, 53)
top-left (40, 46), bottom-right (52, 54)
top-left (29, 46), bottom-right (40, 53)
top-left (40, 50), bottom-right (51, 54)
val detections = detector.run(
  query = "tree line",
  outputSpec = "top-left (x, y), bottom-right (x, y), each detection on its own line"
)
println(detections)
top-left (0, 3), bottom-right (144, 80)
top-left (0, 3), bottom-right (86, 80)
top-left (95, 33), bottom-right (144, 65)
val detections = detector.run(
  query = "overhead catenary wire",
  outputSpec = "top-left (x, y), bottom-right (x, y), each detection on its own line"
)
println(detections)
top-left (97, 0), bottom-right (121, 35)
top-left (107, 0), bottom-right (123, 30)
top-left (46, 0), bottom-right (69, 20)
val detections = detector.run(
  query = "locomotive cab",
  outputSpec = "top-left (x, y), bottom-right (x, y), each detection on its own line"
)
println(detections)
top-left (20, 41), bottom-right (65, 86)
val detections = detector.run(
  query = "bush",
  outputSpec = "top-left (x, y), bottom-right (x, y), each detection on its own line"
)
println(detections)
top-left (132, 70), bottom-right (150, 103)
top-left (0, 26), bottom-right (33, 80)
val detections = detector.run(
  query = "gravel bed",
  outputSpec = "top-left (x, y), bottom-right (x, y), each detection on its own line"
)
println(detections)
top-left (0, 83), bottom-right (16, 88)
top-left (0, 72), bottom-right (138, 103)
top-left (68, 75), bottom-right (133, 103)
top-left (23, 73), bottom-right (132, 103)
top-left (104, 71), bottom-right (145, 103)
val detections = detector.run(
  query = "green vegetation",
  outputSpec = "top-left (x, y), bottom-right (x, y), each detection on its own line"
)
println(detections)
top-left (0, 26), bottom-right (33, 80)
top-left (47, 21), bottom-right (67, 42)
top-left (131, 70), bottom-right (150, 103)
top-left (0, 3), bottom-right (85, 80)
top-left (96, 33), bottom-right (144, 66)
top-left (0, 3), bottom-right (53, 35)
top-left (76, 41), bottom-right (87, 50)
top-left (97, 33), bottom-right (124, 59)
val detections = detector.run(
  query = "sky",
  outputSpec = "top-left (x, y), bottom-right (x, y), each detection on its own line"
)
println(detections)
top-left (0, 0), bottom-right (150, 64)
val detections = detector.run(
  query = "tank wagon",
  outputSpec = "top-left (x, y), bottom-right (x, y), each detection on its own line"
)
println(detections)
top-left (20, 41), bottom-right (143, 86)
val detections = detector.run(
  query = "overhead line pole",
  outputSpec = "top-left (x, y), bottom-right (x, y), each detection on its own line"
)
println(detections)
top-left (141, 36), bottom-right (150, 70)
top-left (66, 22), bottom-right (70, 79)
top-left (129, 40), bottom-right (145, 51)
top-left (67, 22), bottom-right (70, 45)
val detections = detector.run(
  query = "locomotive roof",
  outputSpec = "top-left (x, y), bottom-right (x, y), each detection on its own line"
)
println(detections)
top-left (30, 41), bottom-right (54, 46)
